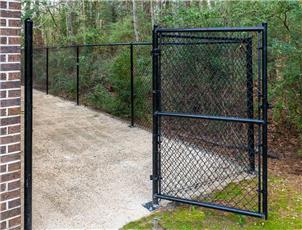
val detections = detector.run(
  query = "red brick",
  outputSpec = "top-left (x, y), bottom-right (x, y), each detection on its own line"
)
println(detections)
top-left (0, 164), bottom-right (6, 172)
top-left (0, 171), bottom-right (20, 182)
top-left (0, 72), bottom-right (6, 80)
top-left (0, 183), bottom-right (6, 192)
top-left (0, 108), bottom-right (7, 116)
top-left (0, 81), bottom-right (20, 89)
top-left (0, 1), bottom-right (7, 8)
top-left (0, 134), bottom-right (20, 145)
top-left (8, 107), bottom-right (20, 115)
top-left (0, 36), bottom-right (7, 44)
top-left (8, 89), bottom-right (20, 97)
top-left (0, 28), bottom-right (20, 36)
top-left (0, 63), bottom-right (20, 71)
top-left (8, 72), bottom-right (20, 80)
top-left (8, 198), bottom-right (20, 209)
top-left (8, 162), bottom-right (20, 171)
top-left (0, 90), bottom-right (7, 97)
top-left (0, 127), bottom-right (7, 135)
top-left (0, 207), bottom-right (20, 220)
top-left (8, 37), bottom-right (20, 44)
top-left (8, 54), bottom-right (20, 62)
top-left (0, 46), bottom-right (20, 53)
top-left (8, 2), bottom-right (21, 10)
top-left (8, 125), bottom-right (20, 134)
top-left (0, 116), bottom-right (20, 126)
top-left (0, 220), bottom-right (7, 229)
top-left (7, 143), bottom-right (20, 152)
top-left (8, 19), bottom-right (20, 27)
top-left (1, 202), bottom-right (6, 211)
top-left (0, 152), bottom-right (20, 162)
top-left (8, 181), bottom-right (20, 191)
top-left (1, 3), bottom-right (21, 226)
top-left (0, 98), bottom-right (20, 107)
top-left (0, 10), bottom-right (21, 18)
top-left (0, 189), bottom-right (20, 201)
top-left (0, 145), bottom-right (6, 154)
top-left (0, 18), bottom-right (6, 26)
top-left (0, 54), bottom-right (6, 62)
top-left (9, 216), bottom-right (21, 227)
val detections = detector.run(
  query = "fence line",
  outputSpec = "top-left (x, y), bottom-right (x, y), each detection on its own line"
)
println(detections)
top-left (27, 42), bottom-right (152, 129)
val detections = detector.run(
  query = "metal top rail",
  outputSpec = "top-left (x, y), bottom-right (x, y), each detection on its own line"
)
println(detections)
top-left (33, 41), bottom-right (152, 50)
top-left (156, 26), bottom-right (265, 33)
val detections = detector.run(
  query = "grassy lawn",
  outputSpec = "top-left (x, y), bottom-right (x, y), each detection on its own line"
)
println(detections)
top-left (123, 173), bottom-right (302, 230)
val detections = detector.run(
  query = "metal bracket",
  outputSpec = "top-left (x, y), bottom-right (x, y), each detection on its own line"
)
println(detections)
top-left (143, 201), bottom-right (160, 211)
top-left (151, 48), bottom-right (160, 56)
top-left (150, 175), bottom-right (162, 181)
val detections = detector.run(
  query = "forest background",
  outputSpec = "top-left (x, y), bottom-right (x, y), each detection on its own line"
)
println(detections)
top-left (22, 0), bottom-right (302, 159)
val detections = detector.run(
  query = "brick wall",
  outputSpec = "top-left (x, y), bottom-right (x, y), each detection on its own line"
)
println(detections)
top-left (0, 0), bottom-right (21, 229)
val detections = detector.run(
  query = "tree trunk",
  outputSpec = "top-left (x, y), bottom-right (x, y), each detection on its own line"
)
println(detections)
top-left (132, 0), bottom-right (139, 41)
top-left (150, 0), bottom-right (154, 27)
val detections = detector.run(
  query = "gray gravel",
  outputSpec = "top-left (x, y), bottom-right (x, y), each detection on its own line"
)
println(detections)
top-left (29, 90), bottom-right (152, 229)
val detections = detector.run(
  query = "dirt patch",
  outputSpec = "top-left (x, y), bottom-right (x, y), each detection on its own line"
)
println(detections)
top-left (268, 121), bottom-right (302, 176)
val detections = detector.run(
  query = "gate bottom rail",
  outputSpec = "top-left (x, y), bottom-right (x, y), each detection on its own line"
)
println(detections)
top-left (155, 194), bottom-right (265, 218)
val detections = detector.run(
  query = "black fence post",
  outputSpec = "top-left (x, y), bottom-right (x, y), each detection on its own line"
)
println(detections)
top-left (152, 25), bottom-right (160, 206)
top-left (46, 47), bottom-right (49, 94)
top-left (246, 38), bottom-right (255, 172)
top-left (24, 18), bottom-right (33, 230)
top-left (261, 22), bottom-right (268, 220)
top-left (76, 46), bottom-right (80, 105)
top-left (130, 43), bottom-right (134, 127)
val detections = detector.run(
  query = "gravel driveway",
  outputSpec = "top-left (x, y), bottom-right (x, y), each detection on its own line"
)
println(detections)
top-left (29, 90), bottom-right (152, 229)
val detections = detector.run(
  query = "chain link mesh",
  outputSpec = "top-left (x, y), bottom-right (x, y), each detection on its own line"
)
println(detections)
top-left (133, 44), bottom-right (152, 129)
top-left (48, 47), bottom-right (77, 101)
top-left (32, 48), bottom-right (46, 92)
top-left (157, 30), bottom-right (263, 212)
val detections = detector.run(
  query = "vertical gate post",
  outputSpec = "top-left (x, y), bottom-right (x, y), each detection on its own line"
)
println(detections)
top-left (246, 38), bottom-right (255, 172)
top-left (76, 46), bottom-right (80, 105)
top-left (152, 25), bottom-right (159, 206)
top-left (261, 22), bottom-right (268, 220)
top-left (256, 30), bottom-right (262, 214)
top-left (46, 47), bottom-right (49, 94)
top-left (130, 43), bottom-right (134, 127)
top-left (24, 18), bottom-right (33, 230)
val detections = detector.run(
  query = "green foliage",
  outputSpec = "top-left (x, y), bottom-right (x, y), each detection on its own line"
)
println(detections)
top-left (23, 0), bottom-right (302, 147)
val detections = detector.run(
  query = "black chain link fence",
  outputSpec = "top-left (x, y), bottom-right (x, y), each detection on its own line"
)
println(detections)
top-left (133, 44), bottom-right (152, 129)
top-left (153, 26), bottom-right (267, 218)
top-left (26, 42), bottom-right (152, 129)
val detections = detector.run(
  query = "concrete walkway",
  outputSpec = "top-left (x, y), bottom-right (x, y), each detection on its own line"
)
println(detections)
top-left (30, 90), bottom-right (152, 229)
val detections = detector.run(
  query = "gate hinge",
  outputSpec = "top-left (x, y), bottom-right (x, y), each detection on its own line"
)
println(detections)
top-left (151, 48), bottom-right (161, 56)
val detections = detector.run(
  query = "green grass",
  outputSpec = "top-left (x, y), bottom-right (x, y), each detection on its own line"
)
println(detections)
top-left (123, 175), bottom-right (302, 230)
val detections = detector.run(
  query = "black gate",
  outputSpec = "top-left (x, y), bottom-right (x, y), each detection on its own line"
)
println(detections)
top-left (151, 24), bottom-right (268, 218)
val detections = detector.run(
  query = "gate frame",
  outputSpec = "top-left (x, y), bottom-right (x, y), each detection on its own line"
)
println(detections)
top-left (151, 24), bottom-right (268, 219)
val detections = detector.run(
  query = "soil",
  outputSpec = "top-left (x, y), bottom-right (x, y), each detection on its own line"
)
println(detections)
top-left (268, 121), bottom-right (302, 176)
